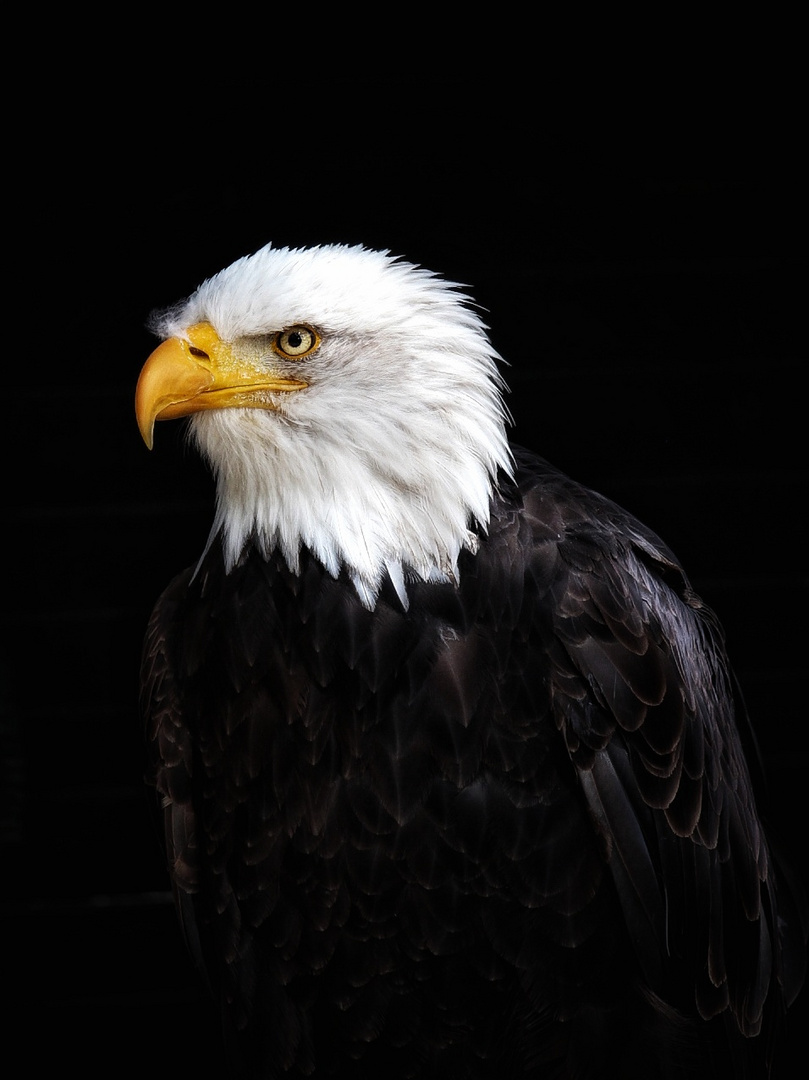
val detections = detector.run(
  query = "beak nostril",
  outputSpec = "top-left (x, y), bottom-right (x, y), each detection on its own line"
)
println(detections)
top-left (189, 346), bottom-right (209, 359)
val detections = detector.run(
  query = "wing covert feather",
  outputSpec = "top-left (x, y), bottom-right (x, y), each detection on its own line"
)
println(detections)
top-left (513, 451), bottom-right (795, 1043)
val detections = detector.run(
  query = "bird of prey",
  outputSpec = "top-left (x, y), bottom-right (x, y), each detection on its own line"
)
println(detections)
top-left (136, 243), bottom-right (805, 1079)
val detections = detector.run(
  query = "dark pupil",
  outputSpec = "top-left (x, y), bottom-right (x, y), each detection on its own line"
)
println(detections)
top-left (288, 331), bottom-right (303, 349)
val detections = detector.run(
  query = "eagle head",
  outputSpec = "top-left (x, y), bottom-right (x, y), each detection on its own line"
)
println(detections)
top-left (136, 243), bottom-right (513, 609)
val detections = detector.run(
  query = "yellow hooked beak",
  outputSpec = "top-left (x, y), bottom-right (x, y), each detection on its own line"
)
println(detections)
top-left (135, 322), bottom-right (308, 448)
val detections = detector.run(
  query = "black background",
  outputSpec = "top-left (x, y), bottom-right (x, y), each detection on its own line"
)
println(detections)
top-left (2, 76), bottom-right (806, 1075)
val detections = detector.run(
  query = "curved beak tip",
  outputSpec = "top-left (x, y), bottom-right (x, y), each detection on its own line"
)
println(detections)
top-left (139, 421), bottom-right (155, 450)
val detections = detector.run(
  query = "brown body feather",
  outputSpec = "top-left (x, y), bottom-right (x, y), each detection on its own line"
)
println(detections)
top-left (142, 449), bottom-right (805, 1078)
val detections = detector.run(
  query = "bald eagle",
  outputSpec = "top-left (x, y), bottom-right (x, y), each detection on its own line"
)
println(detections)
top-left (136, 243), bottom-right (805, 1079)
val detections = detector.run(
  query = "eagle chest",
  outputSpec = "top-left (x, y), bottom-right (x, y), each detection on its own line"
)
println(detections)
top-left (175, 550), bottom-right (585, 942)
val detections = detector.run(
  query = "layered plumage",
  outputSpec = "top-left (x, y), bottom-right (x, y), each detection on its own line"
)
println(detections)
top-left (137, 243), bottom-right (806, 1078)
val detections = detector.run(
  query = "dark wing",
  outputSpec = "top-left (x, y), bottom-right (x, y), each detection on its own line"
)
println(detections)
top-left (511, 449), bottom-right (806, 1064)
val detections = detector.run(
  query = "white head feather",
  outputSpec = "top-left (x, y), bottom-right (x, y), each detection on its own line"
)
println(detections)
top-left (151, 243), bottom-right (513, 609)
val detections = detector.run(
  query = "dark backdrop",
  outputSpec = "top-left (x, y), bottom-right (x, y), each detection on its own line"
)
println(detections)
top-left (2, 82), bottom-right (805, 1074)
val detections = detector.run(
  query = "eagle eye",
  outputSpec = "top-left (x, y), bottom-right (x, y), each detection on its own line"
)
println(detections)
top-left (273, 325), bottom-right (320, 359)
